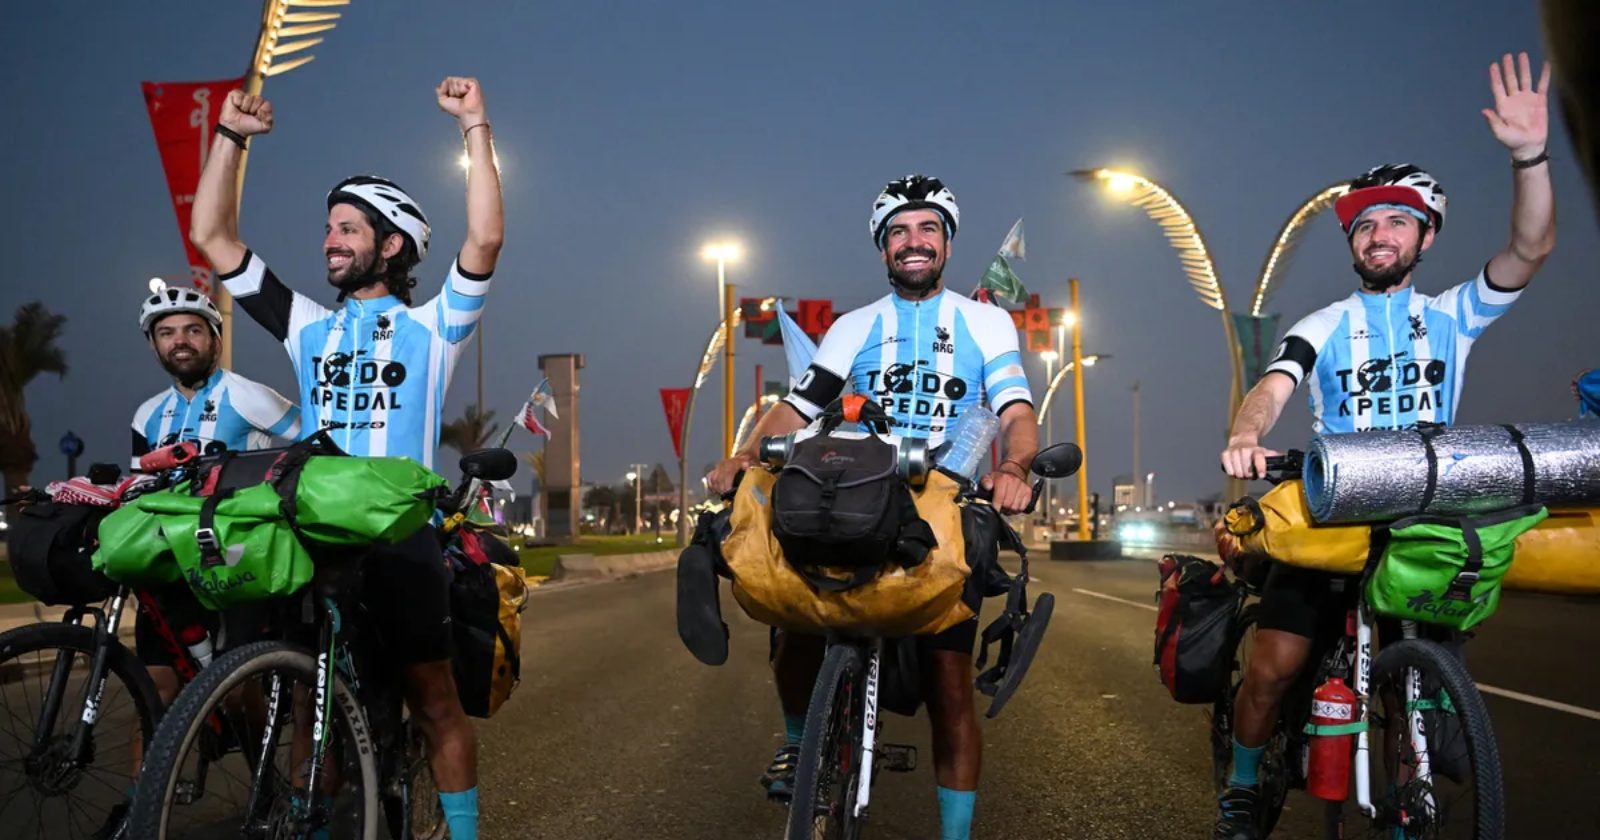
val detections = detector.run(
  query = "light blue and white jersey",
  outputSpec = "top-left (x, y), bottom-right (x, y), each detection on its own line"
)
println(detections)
top-left (786, 289), bottom-right (1033, 448)
top-left (220, 251), bottom-right (491, 470)
top-left (1264, 269), bottom-right (1521, 434)
top-left (130, 368), bottom-right (300, 464)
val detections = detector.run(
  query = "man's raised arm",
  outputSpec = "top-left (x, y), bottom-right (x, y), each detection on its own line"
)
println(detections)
top-left (190, 90), bottom-right (271, 276)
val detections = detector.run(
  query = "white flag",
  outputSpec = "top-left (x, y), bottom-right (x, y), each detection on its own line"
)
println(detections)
top-left (998, 218), bottom-right (1026, 261)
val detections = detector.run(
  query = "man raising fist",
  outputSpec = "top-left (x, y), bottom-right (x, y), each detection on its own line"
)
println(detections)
top-left (190, 77), bottom-right (504, 840)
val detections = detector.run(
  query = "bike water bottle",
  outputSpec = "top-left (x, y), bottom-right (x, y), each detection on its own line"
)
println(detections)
top-left (179, 624), bottom-right (214, 669)
top-left (1307, 676), bottom-right (1358, 801)
top-left (938, 405), bottom-right (999, 481)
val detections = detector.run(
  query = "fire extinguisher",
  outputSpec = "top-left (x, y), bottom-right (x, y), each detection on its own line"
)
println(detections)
top-left (1307, 676), bottom-right (1358, 801)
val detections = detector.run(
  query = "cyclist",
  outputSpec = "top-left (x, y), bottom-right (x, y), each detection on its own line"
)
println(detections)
top-left (706, 174), bottom-right (1038, 840)
top-left (188, 77), bottom-right (504, 840)
top-left (1215, 52), bottom-right (1555, 839)
top-left (131, 284), bottom-right (300, 702)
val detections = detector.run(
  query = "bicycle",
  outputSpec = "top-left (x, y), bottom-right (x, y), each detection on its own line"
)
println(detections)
top-left (124, 446), bottom-right (518, 840)
top-left (1211, 452), bottom-right (1505, 839)
top-left (0, 448), bottom-right (236, 839)
top-left (772, 439), bottom-right (1084, 840)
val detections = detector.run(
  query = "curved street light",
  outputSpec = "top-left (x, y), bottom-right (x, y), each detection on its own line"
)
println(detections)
top-left (1035, 354), bottom-right (1106, 426)
top-left (1072, 168), bottom-right (1348, 499)
top-left (675, 296), bottom-right (778, 545)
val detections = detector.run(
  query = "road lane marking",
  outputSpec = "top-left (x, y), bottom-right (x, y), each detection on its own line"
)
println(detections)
top-left (1476, 684), bottom-right (1600, 722)
top-left (1068, 587), bottom-right (1600, 722)
top-left (1070, 587), bottom-right (1157, 612)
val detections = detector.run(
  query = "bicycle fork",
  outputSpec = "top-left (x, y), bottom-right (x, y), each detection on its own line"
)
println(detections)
top-left (33, 596), bottom-right (127, 770)
top-left (1352, 609), bottom-right (1434, 821)
top-left (852, 640), bottom-right (884, 819)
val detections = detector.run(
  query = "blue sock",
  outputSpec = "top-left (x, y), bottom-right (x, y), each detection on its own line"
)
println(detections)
top-left (1228, 738), bottom-right (1266, 786)
top-left (783, 713), bottom-right (805, 745)
top-left (439, 787), bottom-right (479, 840)
top-left (936, 786), bottom-right (976, 840)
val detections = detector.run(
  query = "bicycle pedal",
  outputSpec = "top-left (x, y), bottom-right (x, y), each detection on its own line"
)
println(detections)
top-left (173, 780), bottom-right (200, 806)
top-left (880, 743), bottom-right (917, 773)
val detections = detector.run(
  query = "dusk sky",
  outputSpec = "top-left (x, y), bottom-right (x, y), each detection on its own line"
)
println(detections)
top-left (3, 2), bottom-right (1593, 504)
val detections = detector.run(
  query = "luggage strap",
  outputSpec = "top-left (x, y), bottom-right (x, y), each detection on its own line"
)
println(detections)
top-left (1304, 720), bottom-right (1368, 736)
top-left (1417, 422), bottom-right (1445, 514)
top-left (1499, 424), bottom-right (1537, 506)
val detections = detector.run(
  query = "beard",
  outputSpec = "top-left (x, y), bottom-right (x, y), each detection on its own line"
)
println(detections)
top-left (159, 343), bottom-right (216, 388)
top-left (1352, 243), bottom-right (1422, 292)
top-left (886, 246), bottom-right (944, 296)
top-left (326, 245), bottom-right (385, 295)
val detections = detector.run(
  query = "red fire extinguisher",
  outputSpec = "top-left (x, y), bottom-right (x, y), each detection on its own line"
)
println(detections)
top-left (1307, 676), bottom-right (1358, 801)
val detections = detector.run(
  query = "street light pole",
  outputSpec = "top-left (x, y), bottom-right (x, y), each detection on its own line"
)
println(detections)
top-left (724, 280), bottom-right (736, 458)
top-left (1070, 278), bottom-right (1091, 541)
top-left (1039, 349), bottom-right (1057, 525)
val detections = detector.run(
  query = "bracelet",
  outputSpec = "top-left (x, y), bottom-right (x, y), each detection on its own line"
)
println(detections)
top-left (214, 124), bottom-right (247, 150)
top-left (461, 121), bottom-right (491, 138)
top-left (1511, 149), bottom-right (1549, 169)
top-left (999, 458), bottom-right (1030, 479)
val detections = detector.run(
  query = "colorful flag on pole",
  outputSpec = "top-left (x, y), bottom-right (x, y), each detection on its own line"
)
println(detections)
top-left (998, 218), bottom-right (1026, 261)
top-left (775, 303), bottom-right (819, 387)
top-left (660, 388), bottom-right (691, 461)
top-left (530, 378), bottom-right (558, 420)
top-left (978, 254), bottom-right (1029, 306)
top-left (1231, 313), bottom-right (1283, 384)
top-left (515, 402), bottom-right (550, 437)
top-left (141, 78), bottom-right (247, 294)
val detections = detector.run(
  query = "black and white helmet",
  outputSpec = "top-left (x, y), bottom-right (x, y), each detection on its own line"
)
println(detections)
top-left (1334, 163), bottom-right (1448, 236)
top-left (869, 174), bottom-right (960, 250)
top-left (140, 283), bottom-right (222, 336)
top-left (327, 175), bottom-right (432, 261)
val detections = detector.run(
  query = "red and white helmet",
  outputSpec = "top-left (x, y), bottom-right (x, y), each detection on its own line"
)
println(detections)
top-left (1334, 163), bottom-right (1448, 236)
top-left (140, 284), bottom-right (222, 336)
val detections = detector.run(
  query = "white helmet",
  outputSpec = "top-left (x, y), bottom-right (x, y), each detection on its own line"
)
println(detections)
top-left (140, 284), bottom-right (222, 336)
top-left (869, 174), bottom-right (960, 250)
top-left (327, 175), bottom-right (432, 261)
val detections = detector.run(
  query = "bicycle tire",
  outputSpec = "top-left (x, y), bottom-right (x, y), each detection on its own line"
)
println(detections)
top-left (126, 640), bottom-right (379, 840)
top-left (786, 643), bottom-right (865, 840)
top-left (1360, 638), bottom-right (1504, 839)
top-left (1207, 603), bottom-right (1290, 836)
top-left (0, 621), bottom-right (161, 838)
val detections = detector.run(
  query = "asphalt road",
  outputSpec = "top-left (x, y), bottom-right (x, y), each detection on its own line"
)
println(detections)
top-left (3, 552), bottom-right (1595, 838)
top-left (475, 554), bottom-right (1600, 839)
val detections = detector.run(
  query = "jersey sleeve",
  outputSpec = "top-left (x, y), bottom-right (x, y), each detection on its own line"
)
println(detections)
top-left (973, 306), bottom-right (1033, 416)
top-left (219, 251), bottom-right (332, 345)
top-left (784, 309), bottom-right (866, 421)
top-left (229, 376), bottom-right (302, 445)
top-left (1263, 304), bottom-right (1343, 389)
top-left (413, 256), bottom-right (493, 345)
top-left (1428, 265), bottom-right (1522, 340)
top-left (130, 428), bottom-right (149, 459)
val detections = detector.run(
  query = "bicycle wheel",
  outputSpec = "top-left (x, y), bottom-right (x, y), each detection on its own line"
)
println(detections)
top-left (1207, 604), bottom-right (1290, 836)
top-left (0, 620), bottom-right (161, 839)
top-left (1351, 639), bottom-right (1503, 839)
top-left (127, 640), bottom-right (379, 840)
top-left (786, 644), bottom-right (865, 840)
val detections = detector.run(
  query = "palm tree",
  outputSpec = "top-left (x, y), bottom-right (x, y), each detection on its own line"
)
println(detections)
top-left (439, 404), bottom-right (497, 457)
top-left (0, 303), bottom-right (68, 497)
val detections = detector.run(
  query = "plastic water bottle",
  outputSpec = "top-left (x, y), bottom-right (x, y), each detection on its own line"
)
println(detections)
top-left (179, 625), bottom-right (214, 669)
top-left (938, 405), bottom-right (1000, 480)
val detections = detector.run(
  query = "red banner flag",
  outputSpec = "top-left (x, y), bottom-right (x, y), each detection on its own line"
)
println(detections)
top-left (660, 388), bottom-right (691, 461)
top-left (141, 78), bottom-right (246, 294)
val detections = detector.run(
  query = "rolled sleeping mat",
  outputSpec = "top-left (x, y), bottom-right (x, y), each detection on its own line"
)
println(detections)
top-left (1304, 421), bottom-right (1600, 524)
